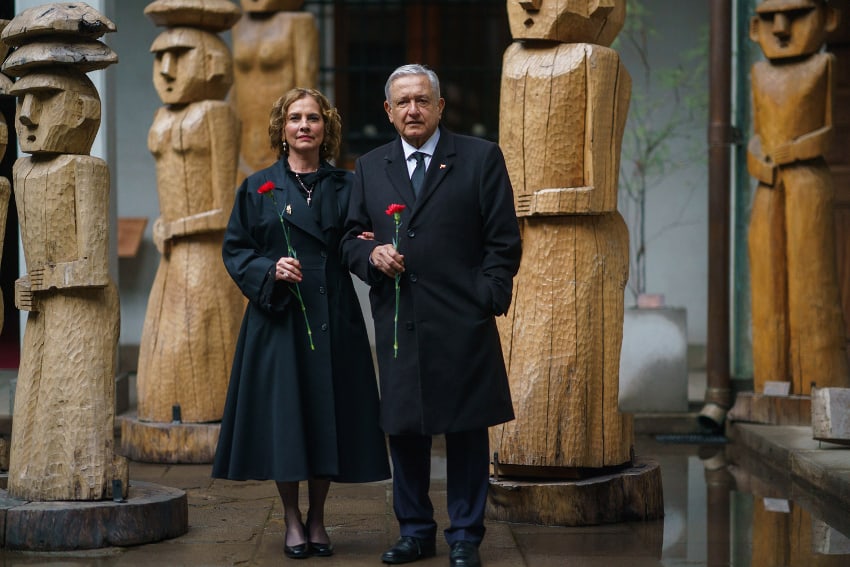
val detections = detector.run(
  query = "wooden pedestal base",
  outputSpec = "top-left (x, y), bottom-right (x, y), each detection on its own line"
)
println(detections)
top-left (486, 456), bottom-right (663, 526)
top-left (0, 480), bottom-right (187, 551)
top-left (727, 392), bottom-right (811, 426)
top-left (119, 415), bottom-right (220, 464)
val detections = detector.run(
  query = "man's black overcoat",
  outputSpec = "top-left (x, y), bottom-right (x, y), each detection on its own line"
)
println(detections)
top-left (342, 127), bottom-right (522, 435)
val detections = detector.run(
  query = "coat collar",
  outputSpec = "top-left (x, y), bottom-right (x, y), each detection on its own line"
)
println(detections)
top-left (263, 159), bottom-right (347, 244)
top-left (383, 125), bottom-right (455, 217)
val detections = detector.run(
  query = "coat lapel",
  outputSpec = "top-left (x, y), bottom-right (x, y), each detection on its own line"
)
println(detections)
top-left (410, 127), bottom-right (455, 222)
top-left (384, 141), bottom-right (416, 208)
top-left (266, 160), bottom-right (326, 244)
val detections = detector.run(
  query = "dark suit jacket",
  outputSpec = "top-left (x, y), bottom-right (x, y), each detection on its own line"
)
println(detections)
top-left (342, 126), bottom-right (522, 435)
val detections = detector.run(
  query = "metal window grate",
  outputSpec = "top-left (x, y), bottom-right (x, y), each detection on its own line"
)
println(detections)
top-left (304, 0), bottom-right (510, 167)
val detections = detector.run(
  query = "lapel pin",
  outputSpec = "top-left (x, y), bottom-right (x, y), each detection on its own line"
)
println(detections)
top-left (439, 163), bottom-right (446, 169)
top-left (285, 204), bottom-right (292, 215)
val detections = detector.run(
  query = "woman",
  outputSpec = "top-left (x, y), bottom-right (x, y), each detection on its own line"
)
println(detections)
top-left (213, 88), bottom-right (390, 559)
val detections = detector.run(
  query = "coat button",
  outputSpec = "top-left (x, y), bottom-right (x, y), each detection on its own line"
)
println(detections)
top-left (409, 273), bottom-right (418, 282)
top-left (407, 229), bottom-right (415, 238)
top-left (321, 323), bottom-right (328, 331)
top-left (406, 321), bottom-right (414, 330)
top-left (319, 286), bottom-right (326, 294)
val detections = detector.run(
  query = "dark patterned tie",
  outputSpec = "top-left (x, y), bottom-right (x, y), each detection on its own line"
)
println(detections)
top-left (410, 151), bottom-right (426, 197)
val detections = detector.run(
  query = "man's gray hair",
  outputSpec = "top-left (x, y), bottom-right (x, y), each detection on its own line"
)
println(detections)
top-left (384, 64), bottom-right (441, 105)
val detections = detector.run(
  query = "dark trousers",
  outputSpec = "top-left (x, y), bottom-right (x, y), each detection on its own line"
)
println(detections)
top-left (388, 428), bottom-right (489, 546)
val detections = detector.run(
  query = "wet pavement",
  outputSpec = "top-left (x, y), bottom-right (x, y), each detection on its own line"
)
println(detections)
top-left (0, 368), bottom-right (848, 565)
top-left (0, 429), bottom-right (847, 566)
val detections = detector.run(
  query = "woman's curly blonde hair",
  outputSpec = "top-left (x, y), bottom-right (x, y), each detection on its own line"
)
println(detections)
top-left (269, 88), bottom-right (341, 162)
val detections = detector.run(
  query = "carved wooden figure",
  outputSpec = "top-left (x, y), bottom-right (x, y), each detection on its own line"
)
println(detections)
top-left (231, 0), bottom-right (318, 184)
top-left (491, 0), bottom-right (633, 472)
top-left (0, 3), bottom-right (126, 501)
top-left (136, 0), bottom-right (244, 425)
top-left (747, 0), bottom-right (850, 394)
top-left (0, 23), bottom-right (10, 333)
top-left (0, 110), bottom-right (8, 337)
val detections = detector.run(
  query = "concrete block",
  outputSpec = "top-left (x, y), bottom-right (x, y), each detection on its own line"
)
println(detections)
top-left (619, 307), bottom-right (688, 413)
top-left (812, 387), bottom-right (850, 444)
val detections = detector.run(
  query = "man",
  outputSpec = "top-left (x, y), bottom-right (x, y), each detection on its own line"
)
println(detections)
top-left (342, 64), bottom-right (522, 567)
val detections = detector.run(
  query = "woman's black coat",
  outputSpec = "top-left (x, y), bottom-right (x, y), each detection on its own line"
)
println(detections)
top-left (213, 159), bottom-right (390, 483)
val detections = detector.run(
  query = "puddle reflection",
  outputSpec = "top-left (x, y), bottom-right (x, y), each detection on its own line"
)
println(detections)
top-left (657, 437), bottom-right (849, 566)
top-left (507, 437), bottom-right (850, 566)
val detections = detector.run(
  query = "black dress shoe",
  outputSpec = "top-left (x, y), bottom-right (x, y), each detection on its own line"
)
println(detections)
top-left (449, 541), bottom-right (481, 567)
top-left (309, 540), bottom-right (334, 557)
top-left (284, 542), bottom-right (311, 559)
top-left (381, 536), bottom-right (437, 564)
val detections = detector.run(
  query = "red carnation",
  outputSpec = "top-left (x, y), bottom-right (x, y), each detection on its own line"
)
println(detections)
top-left (385, 203), bottom-right (406, 216)
top-left (258, 181), bottom-right (275, 195)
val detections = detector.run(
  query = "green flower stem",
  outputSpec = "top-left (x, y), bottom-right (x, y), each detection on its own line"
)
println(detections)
top-left (268, 192), bottom-right (315, 351)
top-left (392, 212), bottom-right (401, 358)
top-left (393, 273), bottom-right (400, 358)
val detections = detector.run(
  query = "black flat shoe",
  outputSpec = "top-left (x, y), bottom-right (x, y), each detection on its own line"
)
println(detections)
top-left (309, 540), bottom-right (334, 557)
top-left (449, 541), bottom-right (481, 567)
top-left (381, 536), bottom-right (436, 564)
top-left (284, 542), bottom-right (311, 559)
top-left (284, 521), bottom-right (311, 559)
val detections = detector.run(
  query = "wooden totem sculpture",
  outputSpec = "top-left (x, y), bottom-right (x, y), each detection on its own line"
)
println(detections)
top-left (491, 0), bottom-right (633, 472)
top-left (134, 0), bottom-right (243, 436)
top-left (232, 0), bottom-right (318, 185)
top-left (0, 22), bottom-right (10, 334)
top-left (0, 3), bottom-right (127, 501)
top-left (748, 0), bottom-right (850, 394)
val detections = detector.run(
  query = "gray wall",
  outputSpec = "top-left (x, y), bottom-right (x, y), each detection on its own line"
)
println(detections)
top-left (617, 0), bottom-right (711, 345)
top-left (110, 1), bottom-right (173, 347)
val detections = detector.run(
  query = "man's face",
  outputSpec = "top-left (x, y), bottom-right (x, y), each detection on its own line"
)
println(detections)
top-left (750, 0), bottom-right (833, 59)
top-left (384, 74), bottom-right (444, 148)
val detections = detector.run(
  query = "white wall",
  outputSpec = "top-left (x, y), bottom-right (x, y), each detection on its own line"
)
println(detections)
top-left (617, 0), bottom-right (711, 346)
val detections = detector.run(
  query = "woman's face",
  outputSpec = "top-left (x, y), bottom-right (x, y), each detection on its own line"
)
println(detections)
top-left (284, 96), bottom-right (325, 158)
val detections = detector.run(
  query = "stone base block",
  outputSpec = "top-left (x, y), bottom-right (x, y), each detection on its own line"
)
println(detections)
top-left (0, 480), bottom-right (187, 551)
top-left (486, 456), bottom-right (663, 526)
top-left (119, 415), bottom-right (220, 464)
top-left (728, 392), bottom-right (811, 426)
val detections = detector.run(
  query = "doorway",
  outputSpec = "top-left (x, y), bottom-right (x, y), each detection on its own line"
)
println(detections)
top-left (308, 0), bottom-right (510, 168)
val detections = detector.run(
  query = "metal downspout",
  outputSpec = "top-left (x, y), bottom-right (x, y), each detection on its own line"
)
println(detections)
top-left (699, 0), bottom-right (734, 430)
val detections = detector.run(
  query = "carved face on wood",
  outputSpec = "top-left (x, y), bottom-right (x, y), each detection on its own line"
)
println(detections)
top-left (750, 0), bottom-right (838, 59)
top-left (508, 0), bottom-right (625, 45)
top-left (151, 28), bottom-right (233, 104)
top-left (10, 68), bottom-right (101, 155)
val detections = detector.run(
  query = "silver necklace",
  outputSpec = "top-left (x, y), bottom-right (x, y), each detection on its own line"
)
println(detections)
top-left (294, 173), bottom-right (317, 206)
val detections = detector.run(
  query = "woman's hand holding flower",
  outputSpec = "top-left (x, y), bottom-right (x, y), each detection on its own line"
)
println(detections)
top-left (276, 257), bottom-right (302, 282)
